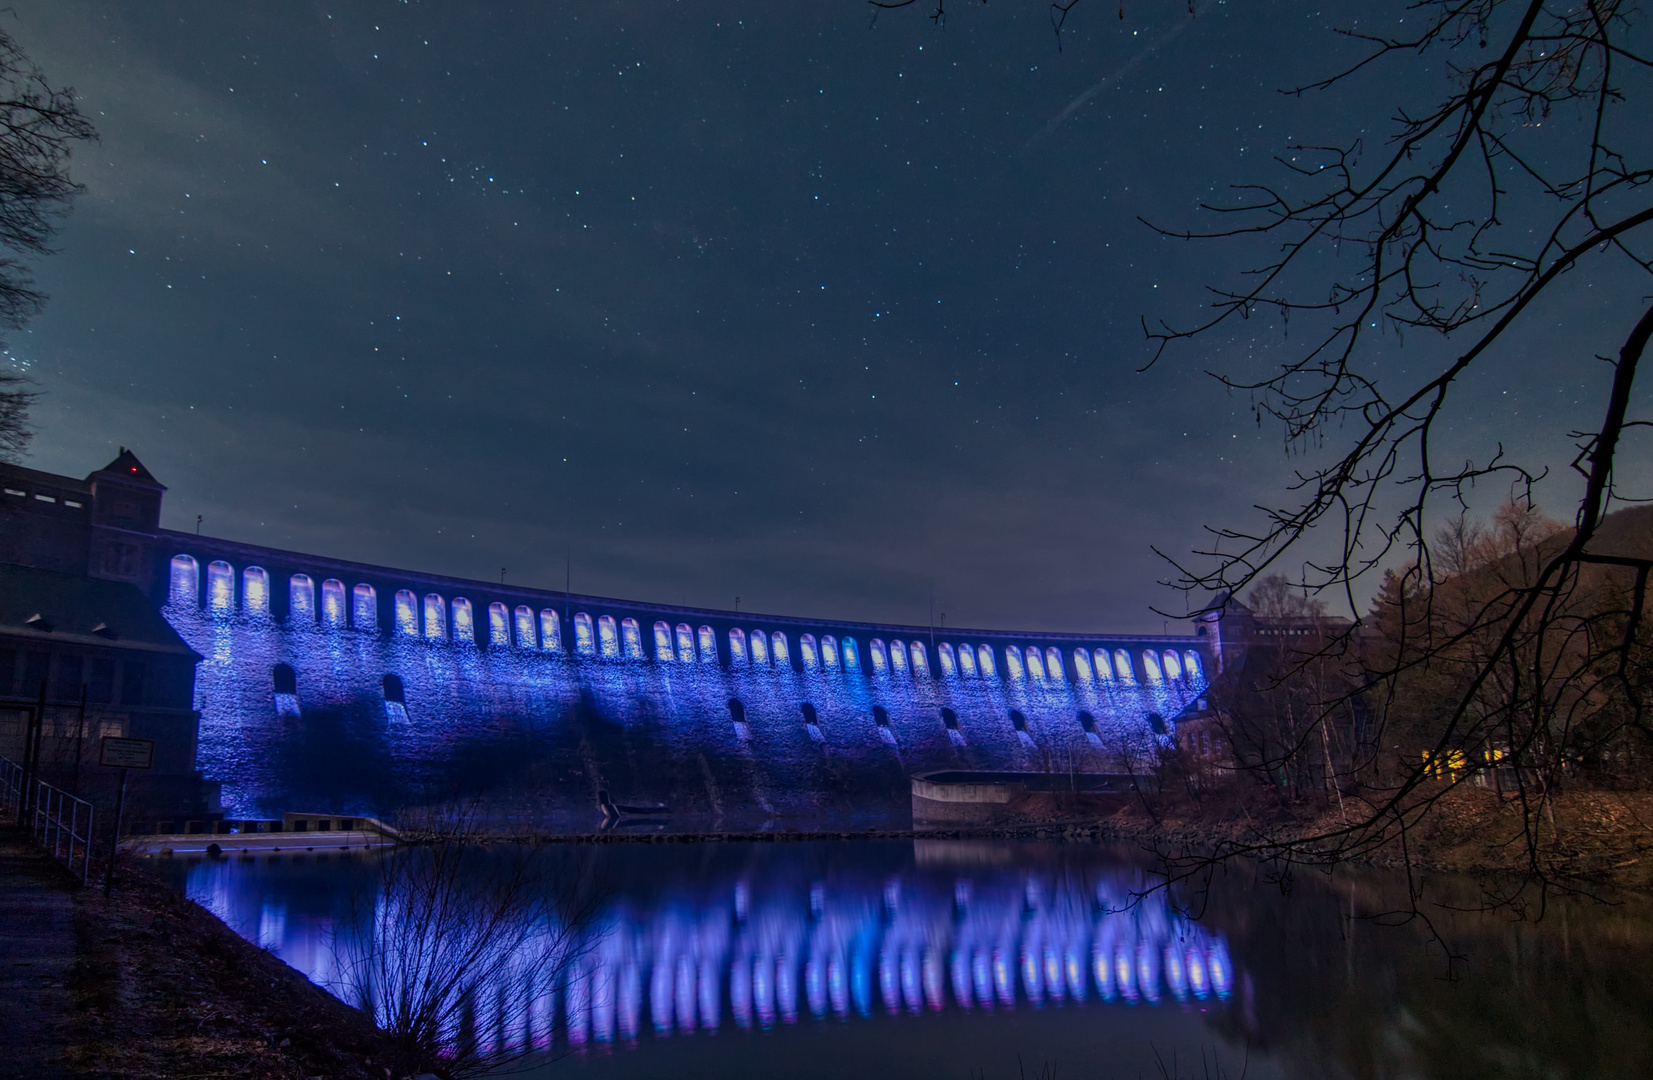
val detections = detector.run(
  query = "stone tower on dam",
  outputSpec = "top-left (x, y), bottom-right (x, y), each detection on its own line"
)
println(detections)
top-left (3, 451), bottom-right (1216, 829)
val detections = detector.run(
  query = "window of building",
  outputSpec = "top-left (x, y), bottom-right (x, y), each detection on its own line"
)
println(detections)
top-left (54, 655), bottom-right (83, 701)
top-left (119, 660), bottom-right (146, 707)
top-left (272, 663), bottom-right (297, 696)
top-left (88, 658), bottom-right (115, 704)
top-left (940, 707), bottom-right (960, 731)
top-left (23, 651), bottom-right (49, 698)
top-left (1009, 709), bottom-right (1029, 733)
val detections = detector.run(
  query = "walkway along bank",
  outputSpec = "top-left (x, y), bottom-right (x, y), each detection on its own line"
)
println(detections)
top-left (1, 452), bottom-right (1220, 830)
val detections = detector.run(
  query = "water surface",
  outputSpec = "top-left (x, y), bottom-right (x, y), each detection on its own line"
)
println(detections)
top-left (161, 839), bottom-right (1653, 1079)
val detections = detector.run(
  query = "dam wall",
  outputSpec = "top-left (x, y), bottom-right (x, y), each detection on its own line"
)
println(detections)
top-left (162, 536), bottom-right (1211, 829)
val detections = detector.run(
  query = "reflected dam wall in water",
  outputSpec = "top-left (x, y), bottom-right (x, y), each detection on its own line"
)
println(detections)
top-left (181, 841), bottom-right (1236, 1052)
top-left (161, 532), bottom-right (1213, 826)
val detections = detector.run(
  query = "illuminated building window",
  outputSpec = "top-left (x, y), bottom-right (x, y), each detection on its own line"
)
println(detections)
top-left (1143, 650), bottom-right (1164, 681)
top-left (749, 629), bottom-right (770, 666)
top-left (575, 612), bottom-right (596, 657)
top-left (698, 625), bottom-right (717, 663)
top-left (1184, 650), bottom-right (1203, 681)
top-left (515, 605), bottom-right (537, 648)
top-left (909, 641), bottom-right (929, 677)
top-left (770, 631), bottom-right (790, 668)
top-left (539, 609), bottom-right (562, 652)
top-left (622, 617), bottom-right (643, 660)
top-left (488, 602), bottom-right (511, 647)
top-left (821, 635), bottom-right (839, 670)
top-left (1162, 650), bottom-right (1183, 681)
top-left (168, 554), bottom-right (199, 607)
top-left (320, 579), bottom-right (347, 629)
top-left (289, 574), bottom-right (315, 625)
top-left (1045, 647), bottom-right (1065, 682)
top-left (450, 598), bottom-right (474, 645)
top-left (868, 639), bottom-right (887, 675)
top-left (243, 567), bottom-right (270, 617)
top-left (422, 593), bottom-right (446, 642)
top-left (728, 627), bottom-right (748, 664)
top-left (654, 621), bottom-right (674, 662)
top-left (352, 583), bottom-right (376, 630)
top-left (841, 636), bottom-right (860, 672)
top-left (394, 590), bottom-right (419, 637)
top-left (675, 623), bottom-right (695, 664)
top-left (1003, 647), bottom-right (1025, 680)
top-left (888, 639), bottom-right (908, 675)
top-left (273, 663), bottom-right (300, 717)
top-left (207, 560), bottom-right (235, 614)
top-left (956, 643), bottom-right (977, 677)
top-left (383, 672), bottom-right (407, 722)
top-left (1074, 648), bottom-right (1094, 682)
top-left (598, 614), bottom-right (620, 659)
top-left (799, 634), bottom-right (818, 669)
top-left (937, 642), bottom-right (956, 677)
top-left (1093, 648), bottom-right (1114, 681)
top-left (977, 644), bottom-right (997, 678)
top-left (728, 697), bottom-right (750, 739)
top-left (1024, 647), bottom-right (1045, 681)
top-left (1114, 649), bottom-right (1135, 682)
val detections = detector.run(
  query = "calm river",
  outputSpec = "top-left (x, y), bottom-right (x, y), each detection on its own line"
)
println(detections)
top-left (160, 839), bottom-right (1653, 1079)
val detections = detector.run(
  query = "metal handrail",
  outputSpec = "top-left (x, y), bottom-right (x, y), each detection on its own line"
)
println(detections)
top-left (1, 755), bottom-right (95, 885)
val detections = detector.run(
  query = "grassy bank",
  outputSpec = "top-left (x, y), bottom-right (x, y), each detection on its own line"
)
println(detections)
top-left (0, 832), bottom-right (397, 1080)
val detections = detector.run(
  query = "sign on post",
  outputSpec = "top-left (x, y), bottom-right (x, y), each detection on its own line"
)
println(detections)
top-left (99, 737), bottom-right (153, 770)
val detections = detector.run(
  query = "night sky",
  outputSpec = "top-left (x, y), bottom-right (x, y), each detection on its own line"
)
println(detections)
top-left (6, 2), bottom-right (1639, 632)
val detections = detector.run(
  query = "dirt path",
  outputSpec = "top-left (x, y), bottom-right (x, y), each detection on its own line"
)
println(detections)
top-left (0, 828), bottom-right (80, 1080)
top-left (1, 826), bottom-right (399, 1079)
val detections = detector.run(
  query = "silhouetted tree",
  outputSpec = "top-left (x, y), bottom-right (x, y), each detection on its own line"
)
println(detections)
top-left (1139, 1), bottom-right (1653, 900)
top-left (0, 25), bottom-right (96, 462)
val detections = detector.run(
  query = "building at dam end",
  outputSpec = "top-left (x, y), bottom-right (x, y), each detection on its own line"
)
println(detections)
top-left (1, 452), bottom-right (1222, 830)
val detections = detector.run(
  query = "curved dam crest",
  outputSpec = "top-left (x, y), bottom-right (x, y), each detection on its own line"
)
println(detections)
top-left (164, 548), bottom-right (1211, 828)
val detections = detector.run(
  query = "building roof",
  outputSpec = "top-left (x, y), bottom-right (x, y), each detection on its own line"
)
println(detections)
top-left (0, 563), bottom-right (199, 659)
top-left (89, 448), bottom-right (165, 489)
